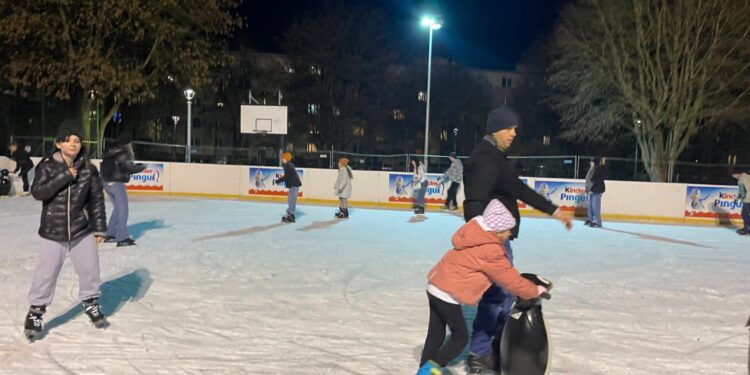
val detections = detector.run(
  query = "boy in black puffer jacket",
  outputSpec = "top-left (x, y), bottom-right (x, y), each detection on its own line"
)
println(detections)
top-left (100, 136), bottom-right (146, 246)
top-left (25, 130), bottom-right (109, 340)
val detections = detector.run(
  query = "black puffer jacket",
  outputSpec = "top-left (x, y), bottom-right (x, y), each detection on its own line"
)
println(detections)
top-left (463, 137), bottom-right (558, 239)
top-left (31, 152), bottom-right (107, 242)
top-left (277, 162), bottom-right (302, 188)
top-left (100, 144), bottom-right (146, 183)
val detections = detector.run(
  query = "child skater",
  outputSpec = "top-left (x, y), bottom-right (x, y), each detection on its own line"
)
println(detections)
top-left (416, 199), bottom-right (548, 375)
top-left (275, 152), bottom-right (302, 223)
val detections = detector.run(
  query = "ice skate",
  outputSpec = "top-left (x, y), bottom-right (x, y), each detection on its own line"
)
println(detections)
top-left (465, 353), bottom-right (497, 375)
top-left (281, 213), bottom-right (295, 223)
top-left (83, 298), bottom-right (109, 328)
top-left (335, 208), bottom-right (349, 219)
top-left (417, 360), bottom-right (443, 375)
top-left (23, 306), bottom-right (45, 341)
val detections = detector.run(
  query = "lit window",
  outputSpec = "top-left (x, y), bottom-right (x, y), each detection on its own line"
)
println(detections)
top-left (306, 143), bottom-right (318, 152)
top-left (543, 135), bottom-right (551, 145)
top-left (501, 77), bottom-right (513, 88)
top-left (307, 104), bottom-right (319, 115)
top-left (284, 65), bottom-right (294, 74)
top-left (393, 109), bottom-right (405, 120)
top-left (353, 126), bottom-right (365, 136)
top-left (332, 106), bottom-right (341, 116)
top-left (309, 65), bottom-right (321, 75)
top-left (440, 130), bottom-right (448, 141)
top-left (418, 91), bottom-right (426, 102)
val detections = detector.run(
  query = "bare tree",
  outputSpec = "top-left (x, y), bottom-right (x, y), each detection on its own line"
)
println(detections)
top-left (547, 0), bottom-right (750, 181)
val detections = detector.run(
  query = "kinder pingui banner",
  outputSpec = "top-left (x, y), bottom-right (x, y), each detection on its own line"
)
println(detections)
top-left (248, 167), bottom-right (304, 197)
top-left (387, 173), bottom-right (445, 203)
top-left (534, 180), bottom-right (588, 212)
top-left (684, 185), bottom-right (743, 219)
top-left (127, 163), bottom-right (164, 191)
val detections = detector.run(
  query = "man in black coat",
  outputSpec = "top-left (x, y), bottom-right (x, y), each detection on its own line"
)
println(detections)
top-left (9, 141), bottom-right (33, 193)
top-left (462, 107), bottom-right (573, 373)
top-left (100, 136), bottom-right (146, 246)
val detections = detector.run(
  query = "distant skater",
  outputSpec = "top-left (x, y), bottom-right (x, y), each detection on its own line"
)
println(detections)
top-left (275, 152), bottom-right (302, 223)
top-left (333, 157), bottom-right (353, 219)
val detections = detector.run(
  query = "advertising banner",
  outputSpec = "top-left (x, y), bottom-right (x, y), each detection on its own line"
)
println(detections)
top-left (684, 185), bottom-right (743, 219)
top-left (387, 173), bottom-right (446, 204)
top-left (126, 163), bottom-right (164, 191)
top-left (534, 179), bottom-right (588, 212)
top-left (248, 167), bottom-right (304, 197)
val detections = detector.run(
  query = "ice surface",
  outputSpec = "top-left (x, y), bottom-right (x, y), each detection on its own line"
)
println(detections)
top-left (0, 196), bottom-right (748, 374)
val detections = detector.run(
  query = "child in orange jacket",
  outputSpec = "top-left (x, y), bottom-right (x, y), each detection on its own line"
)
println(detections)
top-left (416, 199), bottom-right (547, 375)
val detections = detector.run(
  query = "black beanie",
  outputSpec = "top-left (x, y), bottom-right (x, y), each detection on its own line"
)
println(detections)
top-left (55, 126), bottom-right (82, 142)
top-left (486, 107), bottom-right (521, 134)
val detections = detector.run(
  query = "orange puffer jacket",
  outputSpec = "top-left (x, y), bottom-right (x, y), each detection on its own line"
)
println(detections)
top-left (427, 219), bottom-right (539, 305)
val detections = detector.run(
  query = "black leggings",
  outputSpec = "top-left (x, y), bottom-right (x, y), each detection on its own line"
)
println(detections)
top-left (420, 292), bottom-right (469, 367)
top-left (445, 182), bottom-right (460, 208)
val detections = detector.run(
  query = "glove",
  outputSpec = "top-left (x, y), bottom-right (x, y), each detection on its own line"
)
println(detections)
top-left (536, 285), bottom-right (551, 300)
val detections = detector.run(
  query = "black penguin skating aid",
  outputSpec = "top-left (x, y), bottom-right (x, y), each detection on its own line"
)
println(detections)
top-left (499, 273), bottom-right (553, 375)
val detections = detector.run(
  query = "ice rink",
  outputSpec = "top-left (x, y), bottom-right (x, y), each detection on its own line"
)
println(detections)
top-left (0, 196), bottom-right (748, 374)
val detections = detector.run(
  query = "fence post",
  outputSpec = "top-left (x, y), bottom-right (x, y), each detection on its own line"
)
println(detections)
top-left (330, 146), bottom-right (334, 169)
top-left (574, 155), bottom-right (579, 179)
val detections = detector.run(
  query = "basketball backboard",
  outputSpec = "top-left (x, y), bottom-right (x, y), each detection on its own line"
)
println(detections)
top-left (240, 105), bottom-right (288, 135)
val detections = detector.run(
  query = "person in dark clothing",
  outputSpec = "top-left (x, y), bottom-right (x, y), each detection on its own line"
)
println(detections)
top-left (24, 130), bottom-right (109, 340)
top-left (275, 152), bottom-right (302, 223)
top-left (9, 141), bottom-right (34, 193)
top-left (100, 136), bottom-right (146, 246)
top-left (462, 106), bottom-right (573, 374)
top-left (585, 157), bottom-right (606, 227)
top-left (441, 152), bottom-right (463, 211)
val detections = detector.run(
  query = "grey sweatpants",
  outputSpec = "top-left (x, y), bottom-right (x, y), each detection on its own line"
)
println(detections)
top-left (104, 181), bottom-right (130, 241)
top-left (287, 186), bottom-right (299, 215)
top-left (28, 234), bottom-right (102, 306)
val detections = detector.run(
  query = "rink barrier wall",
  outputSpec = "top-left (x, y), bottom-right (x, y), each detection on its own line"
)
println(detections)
top-left (12, 159), bottom-right (742, 226)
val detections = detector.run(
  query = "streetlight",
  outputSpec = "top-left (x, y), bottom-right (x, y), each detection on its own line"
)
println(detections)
top-left (183, 89), bottom-right (195, 163)
top-left (171, 115), bottom-right (180, 162)
top-left (453, 127), bottom-right (459, 153)
top-left (420, 15), bottom-right (442, 171)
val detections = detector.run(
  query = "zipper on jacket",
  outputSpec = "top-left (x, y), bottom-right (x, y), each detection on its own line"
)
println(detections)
top-left (67, 184), bottom-right (71, 241)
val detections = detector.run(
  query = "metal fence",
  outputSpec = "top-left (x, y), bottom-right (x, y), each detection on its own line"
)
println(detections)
top-left (9, 136), bottom-right (748, 185)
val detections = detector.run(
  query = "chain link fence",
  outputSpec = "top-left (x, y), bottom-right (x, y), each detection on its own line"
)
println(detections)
top-left (8, 136), bottom-right (748, 185)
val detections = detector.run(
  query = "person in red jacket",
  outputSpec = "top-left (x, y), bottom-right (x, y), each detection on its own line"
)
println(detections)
top-left (416, 199), bottom-right (548, 375)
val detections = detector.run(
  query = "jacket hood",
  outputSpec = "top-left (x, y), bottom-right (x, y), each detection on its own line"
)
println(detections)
top-left (104, 144), bottom-right (126, 158)
top-left (451, 219), bottom-right (501, 250)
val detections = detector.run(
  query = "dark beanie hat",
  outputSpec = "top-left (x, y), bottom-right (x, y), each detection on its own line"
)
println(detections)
top-left (486, 107), bottom-right (521, 134)
top-left (55, 126), bottom-right (82, 142)
top-left (592, 157), bottom-right (601, 166)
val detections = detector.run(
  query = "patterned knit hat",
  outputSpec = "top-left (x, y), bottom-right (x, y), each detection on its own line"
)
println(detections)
top-left (482, 199), bottom-right (516, 232)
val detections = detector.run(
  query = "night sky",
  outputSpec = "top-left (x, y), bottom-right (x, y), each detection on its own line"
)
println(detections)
top-left (238, 0), bottom-right (568, 70)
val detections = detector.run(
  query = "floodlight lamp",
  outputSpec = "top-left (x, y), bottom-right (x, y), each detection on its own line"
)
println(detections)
top-left (183, 89), bottom-right (195, 101)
